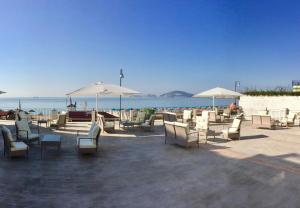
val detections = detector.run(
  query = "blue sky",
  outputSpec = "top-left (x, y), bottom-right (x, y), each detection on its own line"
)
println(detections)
top-left (0, 0), bottom-right (300, 97)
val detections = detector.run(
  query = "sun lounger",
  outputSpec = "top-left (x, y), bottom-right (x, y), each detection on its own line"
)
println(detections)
top-left (1, 126), bottom-right (29, 158)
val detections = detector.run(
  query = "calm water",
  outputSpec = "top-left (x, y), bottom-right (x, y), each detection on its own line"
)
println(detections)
top-left (0, 97), bottom-right (234, 111)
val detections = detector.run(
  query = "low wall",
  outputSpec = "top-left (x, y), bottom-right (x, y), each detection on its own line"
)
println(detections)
top-left (239, 96), bottom-right (300, 120)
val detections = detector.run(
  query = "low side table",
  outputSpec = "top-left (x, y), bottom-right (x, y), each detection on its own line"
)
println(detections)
top-left (41, 134), bottom-right (61, 159)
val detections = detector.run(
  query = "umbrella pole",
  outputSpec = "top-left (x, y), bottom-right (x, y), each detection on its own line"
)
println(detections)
top-left (213, 96), bottom-right (215, 111)
top-left (96, 93), bottom-right (98, 112)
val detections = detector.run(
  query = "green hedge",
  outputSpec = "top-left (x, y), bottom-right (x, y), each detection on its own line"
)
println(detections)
top-left (244, 90), bottom-right (300, 96)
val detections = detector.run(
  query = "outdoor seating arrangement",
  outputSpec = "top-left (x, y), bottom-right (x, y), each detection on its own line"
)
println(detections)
top-left (15, 120), bottom-right (40, 144)
top-left (77, 122), bottom-right (101, 154)
top-left (164, 121), bottom-right (200, 148)
top-left (1, 126), bottom-right (29, 158)
top-left (162, 112), bottom-right (177, 122)
top-left (141, 114), bottom-right (156, 131)
top-left (183, 110), bottom-right (192, 123)
top-left (222, 118), bottom-right (242, 140)
top-left (252, 115), bottom-right (276, 130)
top-left (16, 110), bottom-right (32, 124)
top-left (121, 111), bottom-right (146, 128)
top-left (98, 114), bottom-right (115, 133)
top-left (195, 116), bottom-right (215, 142)
top-left (50, 114), bottom-right (67, 129)
top-left (208, 111), bottom-right (223, 123)
top-left (281, 113), bottom-right (296, 127)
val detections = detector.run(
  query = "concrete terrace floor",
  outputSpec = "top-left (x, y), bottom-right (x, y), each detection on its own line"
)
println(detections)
top-left (0, 120), bottom-right (300, 208)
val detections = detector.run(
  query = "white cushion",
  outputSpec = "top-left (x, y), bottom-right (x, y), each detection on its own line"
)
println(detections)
top-left (11, 142), bottom-right (28, 151)
top-left (88, 124), bottom-right (100, 139)
top-left (16, 120), bottom-right (31, 138)
top-left (78, 139), bottom-right (96, 149)
top-left (231, 119), bottom-right (241, 129)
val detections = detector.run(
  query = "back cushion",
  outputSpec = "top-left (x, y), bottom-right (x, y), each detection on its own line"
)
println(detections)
top-left (19, 111), bottom-right (27, 120)
top-left (16, 120), bottom-right (31, 137)
top-left (89, 124), bottom-right (100, 139)
top-left (164, 121), bottom-right (175, 138)
top-left (232, 119), bottom-right (241, 130)
top-left (136, 112), bottom-right (146, 122)
top-left (196, 116), bottom-right (208, 130)
top-left (183, 110), bottom-right (192, 120)
top-left (174, 124), bottom-right (188, 141)
top-left (1, 126), bottom-right (14, 142)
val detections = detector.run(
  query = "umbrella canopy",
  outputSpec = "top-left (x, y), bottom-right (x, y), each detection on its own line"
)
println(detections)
top-left (66, 82), bottom-right (140, 97)
top-left (193, 87), bottom-right (242, 98)
top-left (66, 82), bottom-right (141, 111)
top-left (193, 87), bottom-right (243, 109)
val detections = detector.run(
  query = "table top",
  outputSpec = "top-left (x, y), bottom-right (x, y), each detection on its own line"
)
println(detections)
top-left (41, 134), bottom-right (61, 142)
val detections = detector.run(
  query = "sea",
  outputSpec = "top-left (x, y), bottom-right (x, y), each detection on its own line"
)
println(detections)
top-left (0, 97), bottom-right (234, 112)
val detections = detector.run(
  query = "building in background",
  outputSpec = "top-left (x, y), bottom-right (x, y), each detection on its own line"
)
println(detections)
top-left (292, 80), bottom-right (300, 92)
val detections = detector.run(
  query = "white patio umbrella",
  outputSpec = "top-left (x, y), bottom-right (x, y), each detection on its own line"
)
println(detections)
top-left (66, 82), bottom-right (141, 111)
top-left (193, 87), bottom-right (243, 109)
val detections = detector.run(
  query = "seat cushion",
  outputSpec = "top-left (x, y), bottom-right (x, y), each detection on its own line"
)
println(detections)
top-left (78, 139), bottom-right (96, 149)
top-left (11, 142), bottom-right (28, 151)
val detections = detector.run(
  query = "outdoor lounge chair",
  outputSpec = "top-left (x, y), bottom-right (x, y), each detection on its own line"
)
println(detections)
top-left (98, 114), bottom-right (115, 133)
top-left (252, 115), bottom-right (276, 130)
top-left (195, 116), bottom-right (215, 143)
top-left (162, 112), bottom-right (177, 122)
top-left (164, 121), bottom-right (200, 148)
top-left (222, 108), bottom-right (231, 119)
top-left (208, 111), bottom-right (222, 123)
top-left (1, 126), bottom-right (29, 158)
top-left (16, 110), bottom-right (32, 124)
top-left (281, 113), bottom-right (296, 127)
top-left (222, 118), bottom-right (242, 140)
top-left (141, 114), bottom-right (155, 131)
top-left (50, 114), bottom-right (67, 129)
top-left (15, 120), bottom-right (40, 144)
top-left (183, 110), bottom-right (192, 123)
top-left (173, 122), bottom-right (200, 148)
top-left (77, 122), bottom-right (101, 154)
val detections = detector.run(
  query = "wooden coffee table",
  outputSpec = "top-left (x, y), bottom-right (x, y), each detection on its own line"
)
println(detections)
top-left (41, 134), bottom-right (61, 159)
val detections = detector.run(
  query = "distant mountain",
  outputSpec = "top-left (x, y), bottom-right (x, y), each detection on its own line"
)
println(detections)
top-left (160, 91), bottom-right (193, 98)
